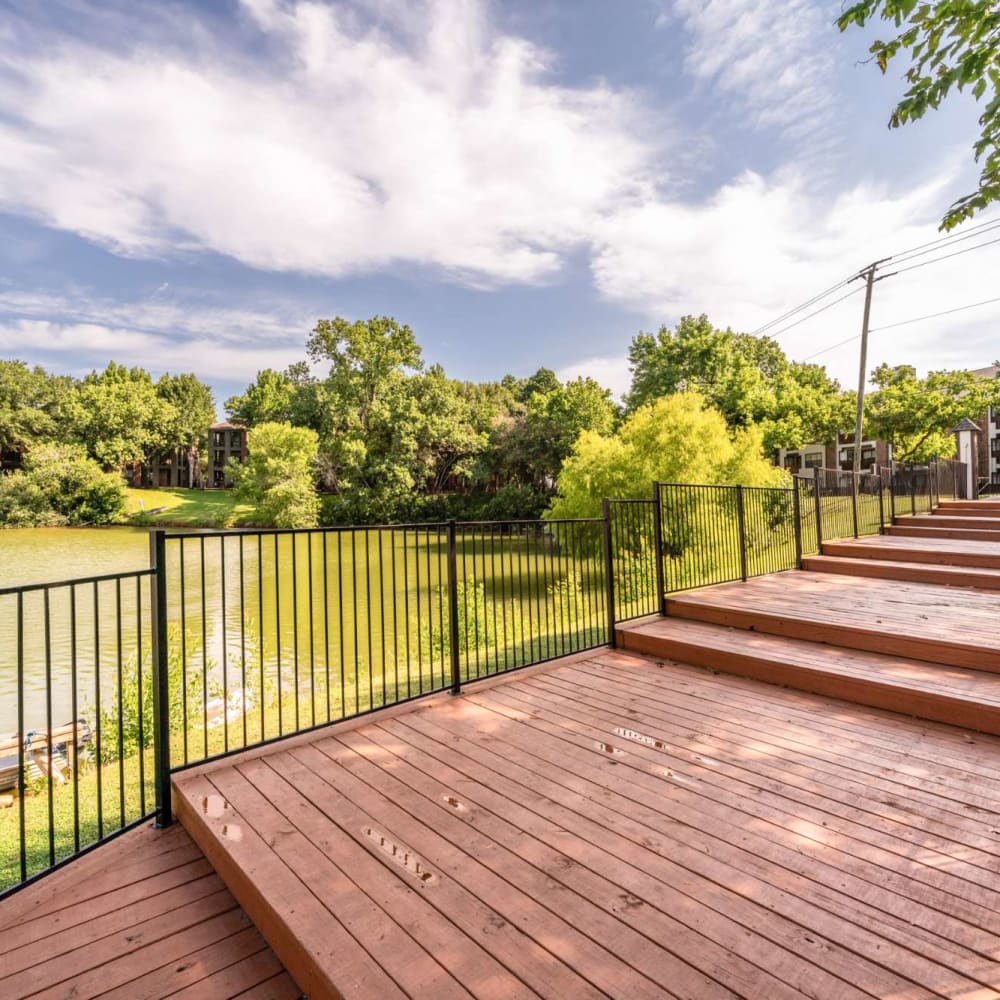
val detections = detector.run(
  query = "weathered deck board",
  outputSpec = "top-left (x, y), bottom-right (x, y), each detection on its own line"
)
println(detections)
top-left (174, 649), bottom-right (1000, 999)
top-left (802, 553), bottom-right (1000, 589)
top-left (0, 824), bottom-right (301, 1000)
top-left (663, 570), bottom-right (1000, 671)
top-left (822, 533), bottom-right (1000, 568)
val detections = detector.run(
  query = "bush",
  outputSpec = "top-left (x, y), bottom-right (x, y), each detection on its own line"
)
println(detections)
top-left (230, 422), bottom-right (320, 528)
top-left (0, 473), bottom-right (63, 527)
top-left (0, 443), bottom-right (126, 528)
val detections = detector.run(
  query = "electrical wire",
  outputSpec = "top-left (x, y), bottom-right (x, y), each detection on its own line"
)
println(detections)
top-left (802, 333), bottom-right (860, 361)
top-left (892, 234), bottom-right (1000, 276)
top-left (801, 293), bottom-right (1000, 361)
top-left (749, 274), bottom-right (856, 337)
top-left (885, 214), bottom-right (1000, 264)
top-left (763, 286), bottom-right (865, 340)
top-left (869, 295), bottom-right (1000, 332)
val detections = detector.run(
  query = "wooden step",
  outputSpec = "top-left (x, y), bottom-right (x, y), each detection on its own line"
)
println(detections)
top-left (823, 537), bottom-right (1000, 569)
top-left (898, 514), bottom-right (1000, 530)
top-left (930, 505), bottom-right (1000, 518)
top-left (174, 771), bottom-right (413, 1000)
top-left (886, 524), bottom-right (1000, 541)
top-left (660, 571), bottom-right (1000, 673)
top-left (803, 554), bottom-right (1000, 590)
top-left (938, 500), bottom-right (1000, 511)
top-left (615, 618), bottom-right (1000, 737)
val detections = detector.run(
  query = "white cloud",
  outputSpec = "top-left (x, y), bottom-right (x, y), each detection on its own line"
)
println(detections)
top-left (555, 354), bottom-right (632, 402)
top-left (0, 317), bottom-right (301, 382)
top-left (0, 287), bottom-right (316, 379)
top-left (668, 0), bottom-right (837, 143)
top-left (589, 166), bottom-right (1000, 389)
top-left (0, 0), bottom-right (654, 286)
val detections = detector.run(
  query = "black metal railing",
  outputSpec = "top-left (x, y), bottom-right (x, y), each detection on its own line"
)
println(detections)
top-left (0, 458), bottom-right (972, 897)
top-left (0, 569), bottom-right (157, 896)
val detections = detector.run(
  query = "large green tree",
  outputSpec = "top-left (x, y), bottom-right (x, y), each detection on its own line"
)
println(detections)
top-left (0, 361), bottom-right (72, 453)
top-left (839, 0), bottom-right (1000, 228)
top-left (626, 314), bottom-right (851, 452)
top-left (69, 363), bottom-right (175, 472)
top-left (156, 372), bottom-right (216, 486)
top-left (865, 362), bottom-right (1000, 460)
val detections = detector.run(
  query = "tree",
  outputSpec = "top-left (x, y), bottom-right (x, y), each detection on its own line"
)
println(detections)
top-left (69, 363), bottom-right (175, 472)
top-left (224, 363), bottom-right (322, 430)
top-left (626, 314), bottom-right (850, 452)
top-left (838, 1), bottom-right (1000, 228)
top-left (547, 392), bottom-right (786, 520)
top-left (0, 361), bottom-right (71, 453)
top-left (307, 316), bottom-right (426, 519)
top-left (157, 373), bottom-right (216, 487)
top-left (865, 362), bottom-right (1000, 461)
top-left (229, 422), bottom-right (320, 528)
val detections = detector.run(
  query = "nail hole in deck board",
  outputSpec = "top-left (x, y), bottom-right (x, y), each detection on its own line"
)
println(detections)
top-left (613, 727), bottom-right (667, 751)
top-left (594, 741), bottom-right (624, 756)
top-left (363, 826), bottom-right (436, 885)
top-left (442, 794), bottom-right (467, 812)
top-left (201, 795), bottom-right (229, 819)
top-left (221, 824), bottom-right (243, 842)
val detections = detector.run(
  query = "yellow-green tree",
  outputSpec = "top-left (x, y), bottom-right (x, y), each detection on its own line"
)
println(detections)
top-left (547, 392), bottom-right (786, 520)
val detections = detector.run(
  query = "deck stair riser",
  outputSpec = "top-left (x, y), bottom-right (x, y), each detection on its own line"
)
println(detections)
top-left (899, 515), bottom-right (1000, 531)
top-left (886, 525), bottom-right (1000, 542)
top-left (802, 554), bottom-right (1000, 590)
top-left (616, 619), bottom-right (1000, 737)
top-left (662, 589), bottom-right (1000, 673)
top-left (938, 500), bottom-right (1000, 511)
top-left (930, 507), bottom-right (1000, 518)
top-left (822, 539), bottom-right (1000, 569)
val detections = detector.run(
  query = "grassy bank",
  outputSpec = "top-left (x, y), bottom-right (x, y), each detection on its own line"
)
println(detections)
top-left (124, 487), bottom-right (255, 528)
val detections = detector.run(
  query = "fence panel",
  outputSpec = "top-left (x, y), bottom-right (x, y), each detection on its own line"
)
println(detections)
top-left (455, 519), bottom-right (608, 680)
top-left (0, 570), bottom-right (155, 896)
top-left (742, 487), bottom-right (799, 577)
top-left (606, 500), bottom-right (658, 622)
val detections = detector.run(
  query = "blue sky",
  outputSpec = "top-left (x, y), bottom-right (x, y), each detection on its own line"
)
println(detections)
top-left (0, 0), bottom-right (997, 414)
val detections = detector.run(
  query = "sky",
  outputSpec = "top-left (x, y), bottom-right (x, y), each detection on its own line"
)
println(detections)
top-left (0, 0), bottom-right (997, 414)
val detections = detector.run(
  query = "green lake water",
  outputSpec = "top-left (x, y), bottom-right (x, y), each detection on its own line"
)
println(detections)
top-left (0, 525), bottom-right (610, 749)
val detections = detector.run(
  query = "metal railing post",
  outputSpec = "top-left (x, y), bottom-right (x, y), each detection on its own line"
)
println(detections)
top-left (813, 466), bottom-right (823, 549)
top-left (735, 485), bottom-right (749, 582)
top-left (889, 463), bottom-right (897, 521)
top-left (791, 479), bottom-right (803, 568)
top-left (851, 475), bottom-right (859, 538)
top-left (910, 467), bottom-right (917, 516)
top-left (877, 468), bottom-right (886, 533)
top-left (651, 482), bottom-right (666, 615)
top-left (149, 529), bottom-right (173, 829)
top-left (602, 498), bottom-right (617, 648)
top-left (446, 520), bottom-right (461, 695)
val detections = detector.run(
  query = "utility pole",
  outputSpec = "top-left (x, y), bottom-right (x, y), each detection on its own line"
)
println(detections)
top-left (851, 257), bottom-right (894, 477)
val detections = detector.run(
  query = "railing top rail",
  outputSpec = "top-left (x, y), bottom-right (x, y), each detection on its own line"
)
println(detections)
top-left (0, 566), bottom-right (155, 598)
top-left (163, 517), bottom-right (607, 540)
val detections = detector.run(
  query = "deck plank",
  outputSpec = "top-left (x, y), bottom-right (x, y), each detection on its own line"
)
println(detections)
top-left (0, 824), bottom-right (300, 1000)
top-left (171, 647), bottom-right (1000, 999)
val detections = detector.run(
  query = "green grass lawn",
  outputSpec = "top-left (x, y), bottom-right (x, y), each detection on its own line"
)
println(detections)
top-left (124, 488), bottom-right (255, 528)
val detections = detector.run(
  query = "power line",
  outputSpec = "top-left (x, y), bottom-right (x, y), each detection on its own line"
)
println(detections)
top-left (802, 333), bottom-right (860, 361)
top-left (801, 293), bottom-right (1000, 360)
top-left (893, 234), bottom-right (1000, 276)
top-left (749, 275), bottom-right (856, 337)
top-left (869, 295), bottom-right (1000, 332)
top-left (764, 285), bottom-right (865, 340)
top-left (891, 220), bottom-right (1000, 267)
top-left (885, 214), bottom-right (1000, 263)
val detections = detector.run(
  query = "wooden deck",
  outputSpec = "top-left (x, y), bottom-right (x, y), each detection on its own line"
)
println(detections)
top-left (172, 647), bottom-right (1000, 999)
top-left (0, 821), bottom-right (301, 999)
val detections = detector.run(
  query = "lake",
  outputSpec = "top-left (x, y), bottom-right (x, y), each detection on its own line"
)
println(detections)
top-left (0, 524), bottom-right (609, 753)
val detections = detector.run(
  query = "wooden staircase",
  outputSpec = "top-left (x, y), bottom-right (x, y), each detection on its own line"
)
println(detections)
top-left (619, 499), bottom-right (1000, 738)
